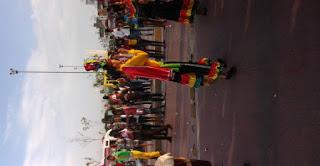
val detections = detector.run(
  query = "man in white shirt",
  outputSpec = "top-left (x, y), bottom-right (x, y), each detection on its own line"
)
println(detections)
top-left (111, 28), bottom-right (130, 38)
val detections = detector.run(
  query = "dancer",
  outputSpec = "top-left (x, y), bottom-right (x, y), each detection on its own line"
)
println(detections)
top-left (116, 49), bottom-right (235, 88)
top-left (136, 0), bottom-right (206, 24)
top-left (84, 49), bottom-right (235, 88)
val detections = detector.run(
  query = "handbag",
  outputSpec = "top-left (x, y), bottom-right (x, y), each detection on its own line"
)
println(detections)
top-left (155, 153), bottom-right (174, 166)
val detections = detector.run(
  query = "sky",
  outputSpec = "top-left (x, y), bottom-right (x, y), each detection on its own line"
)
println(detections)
top-left (0, 0), bottom-right (105, 165)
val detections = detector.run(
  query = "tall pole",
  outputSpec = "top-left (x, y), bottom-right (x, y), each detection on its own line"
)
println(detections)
top-left (58, 64), bottom-right (84, 69)
top-left (9, 68), bottom-right (102, 75)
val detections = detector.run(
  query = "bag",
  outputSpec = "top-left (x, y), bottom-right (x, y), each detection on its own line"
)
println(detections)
top-left (155, 153), bottom-right (174, 166)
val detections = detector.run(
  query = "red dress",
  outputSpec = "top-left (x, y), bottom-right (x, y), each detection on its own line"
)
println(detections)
top-left (122, 66), bottom-right (173, 81)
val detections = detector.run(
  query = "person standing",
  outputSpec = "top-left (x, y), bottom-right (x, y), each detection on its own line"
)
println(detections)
top-left (108, 28), bottom-right (130, 38)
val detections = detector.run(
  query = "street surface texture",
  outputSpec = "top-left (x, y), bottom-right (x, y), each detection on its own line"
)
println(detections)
top-left (163, 0), bottom-right (320, 166)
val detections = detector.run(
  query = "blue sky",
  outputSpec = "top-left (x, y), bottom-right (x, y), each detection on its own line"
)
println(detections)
top-left (0, 0), bottom-right (34, 165)
top-left (1, 1), bottom-right (105, 166)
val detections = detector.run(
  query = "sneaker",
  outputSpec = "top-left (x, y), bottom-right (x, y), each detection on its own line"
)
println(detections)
top-left (196, 7), bottom-right (208, 15)
top-left (224, 66), bottom-right (237, 79)
top-left (216, 58), bottom-right (227, 67)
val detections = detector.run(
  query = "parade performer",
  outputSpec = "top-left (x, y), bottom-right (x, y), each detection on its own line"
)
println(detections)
top-left (136, 0), bottom-right (206, 24)
top-left (117, 49), bottom-right (235, 88)
top-left (84, 49), bottom-right (235, 88)
top-left (107, 149), bottom-right (161, 164)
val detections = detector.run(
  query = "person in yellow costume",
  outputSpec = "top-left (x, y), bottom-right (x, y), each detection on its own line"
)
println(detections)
top-left (116, 48), bottom-right (161, 71)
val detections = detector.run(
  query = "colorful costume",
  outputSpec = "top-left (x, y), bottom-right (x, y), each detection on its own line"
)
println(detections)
top-left (84, 50), bottom-right (226, 88)
top-left (122, 58), bottom-right (223, 88)
top-left (137, 0), bottom-right (198, 24)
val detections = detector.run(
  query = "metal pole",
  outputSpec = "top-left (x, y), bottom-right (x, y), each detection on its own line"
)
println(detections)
top-left (58, 64), bottom-right (84, 69)
top-left (9, 68), bottom-right (103, 75)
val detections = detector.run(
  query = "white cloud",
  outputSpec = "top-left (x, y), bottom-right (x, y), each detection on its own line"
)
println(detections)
top-left (19, 0), bottom-right (105, 166)
top-left (2, 103), bottom-right (14, 144)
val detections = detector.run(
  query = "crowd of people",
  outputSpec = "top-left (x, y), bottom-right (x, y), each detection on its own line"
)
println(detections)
top-left (100, 77), bottom-right (171, 165)
top-left (84, 0), bottom-right (238, 165)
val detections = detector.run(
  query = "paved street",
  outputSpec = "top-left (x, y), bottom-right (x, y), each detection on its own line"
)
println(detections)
top-left (163, 0), bottom-right (320, 165)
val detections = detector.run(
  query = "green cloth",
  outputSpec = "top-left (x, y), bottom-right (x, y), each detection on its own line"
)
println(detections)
top-left (114, 150), bottom-right (131, 163)
top-left (160, 63), bottom-right (181, 68)
top-left (160, 63), bottom-right (180, 71)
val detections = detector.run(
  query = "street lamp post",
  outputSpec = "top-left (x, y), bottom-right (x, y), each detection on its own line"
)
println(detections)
top-left (9, 68), bottom-right (100, 75)
top-left (58, 64), bottom-right (84, 70)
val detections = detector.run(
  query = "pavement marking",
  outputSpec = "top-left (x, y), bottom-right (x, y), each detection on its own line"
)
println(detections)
top-left (227, 112), bottom-right (237, 166)
top-left (190, 89), bottom-right (197, 119)
top-left (221, 87), bottom-right (229, 118)
top-left (290, 0), bottom-right (301, 35)
top-left (195, 90), bottom-right (201, 159)
top-left (191, 143), bottom-right (198, 157)
top-left (244, 0), bottom-right (252, 34)
top-left (210, 155), bottom-right (215, 166)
